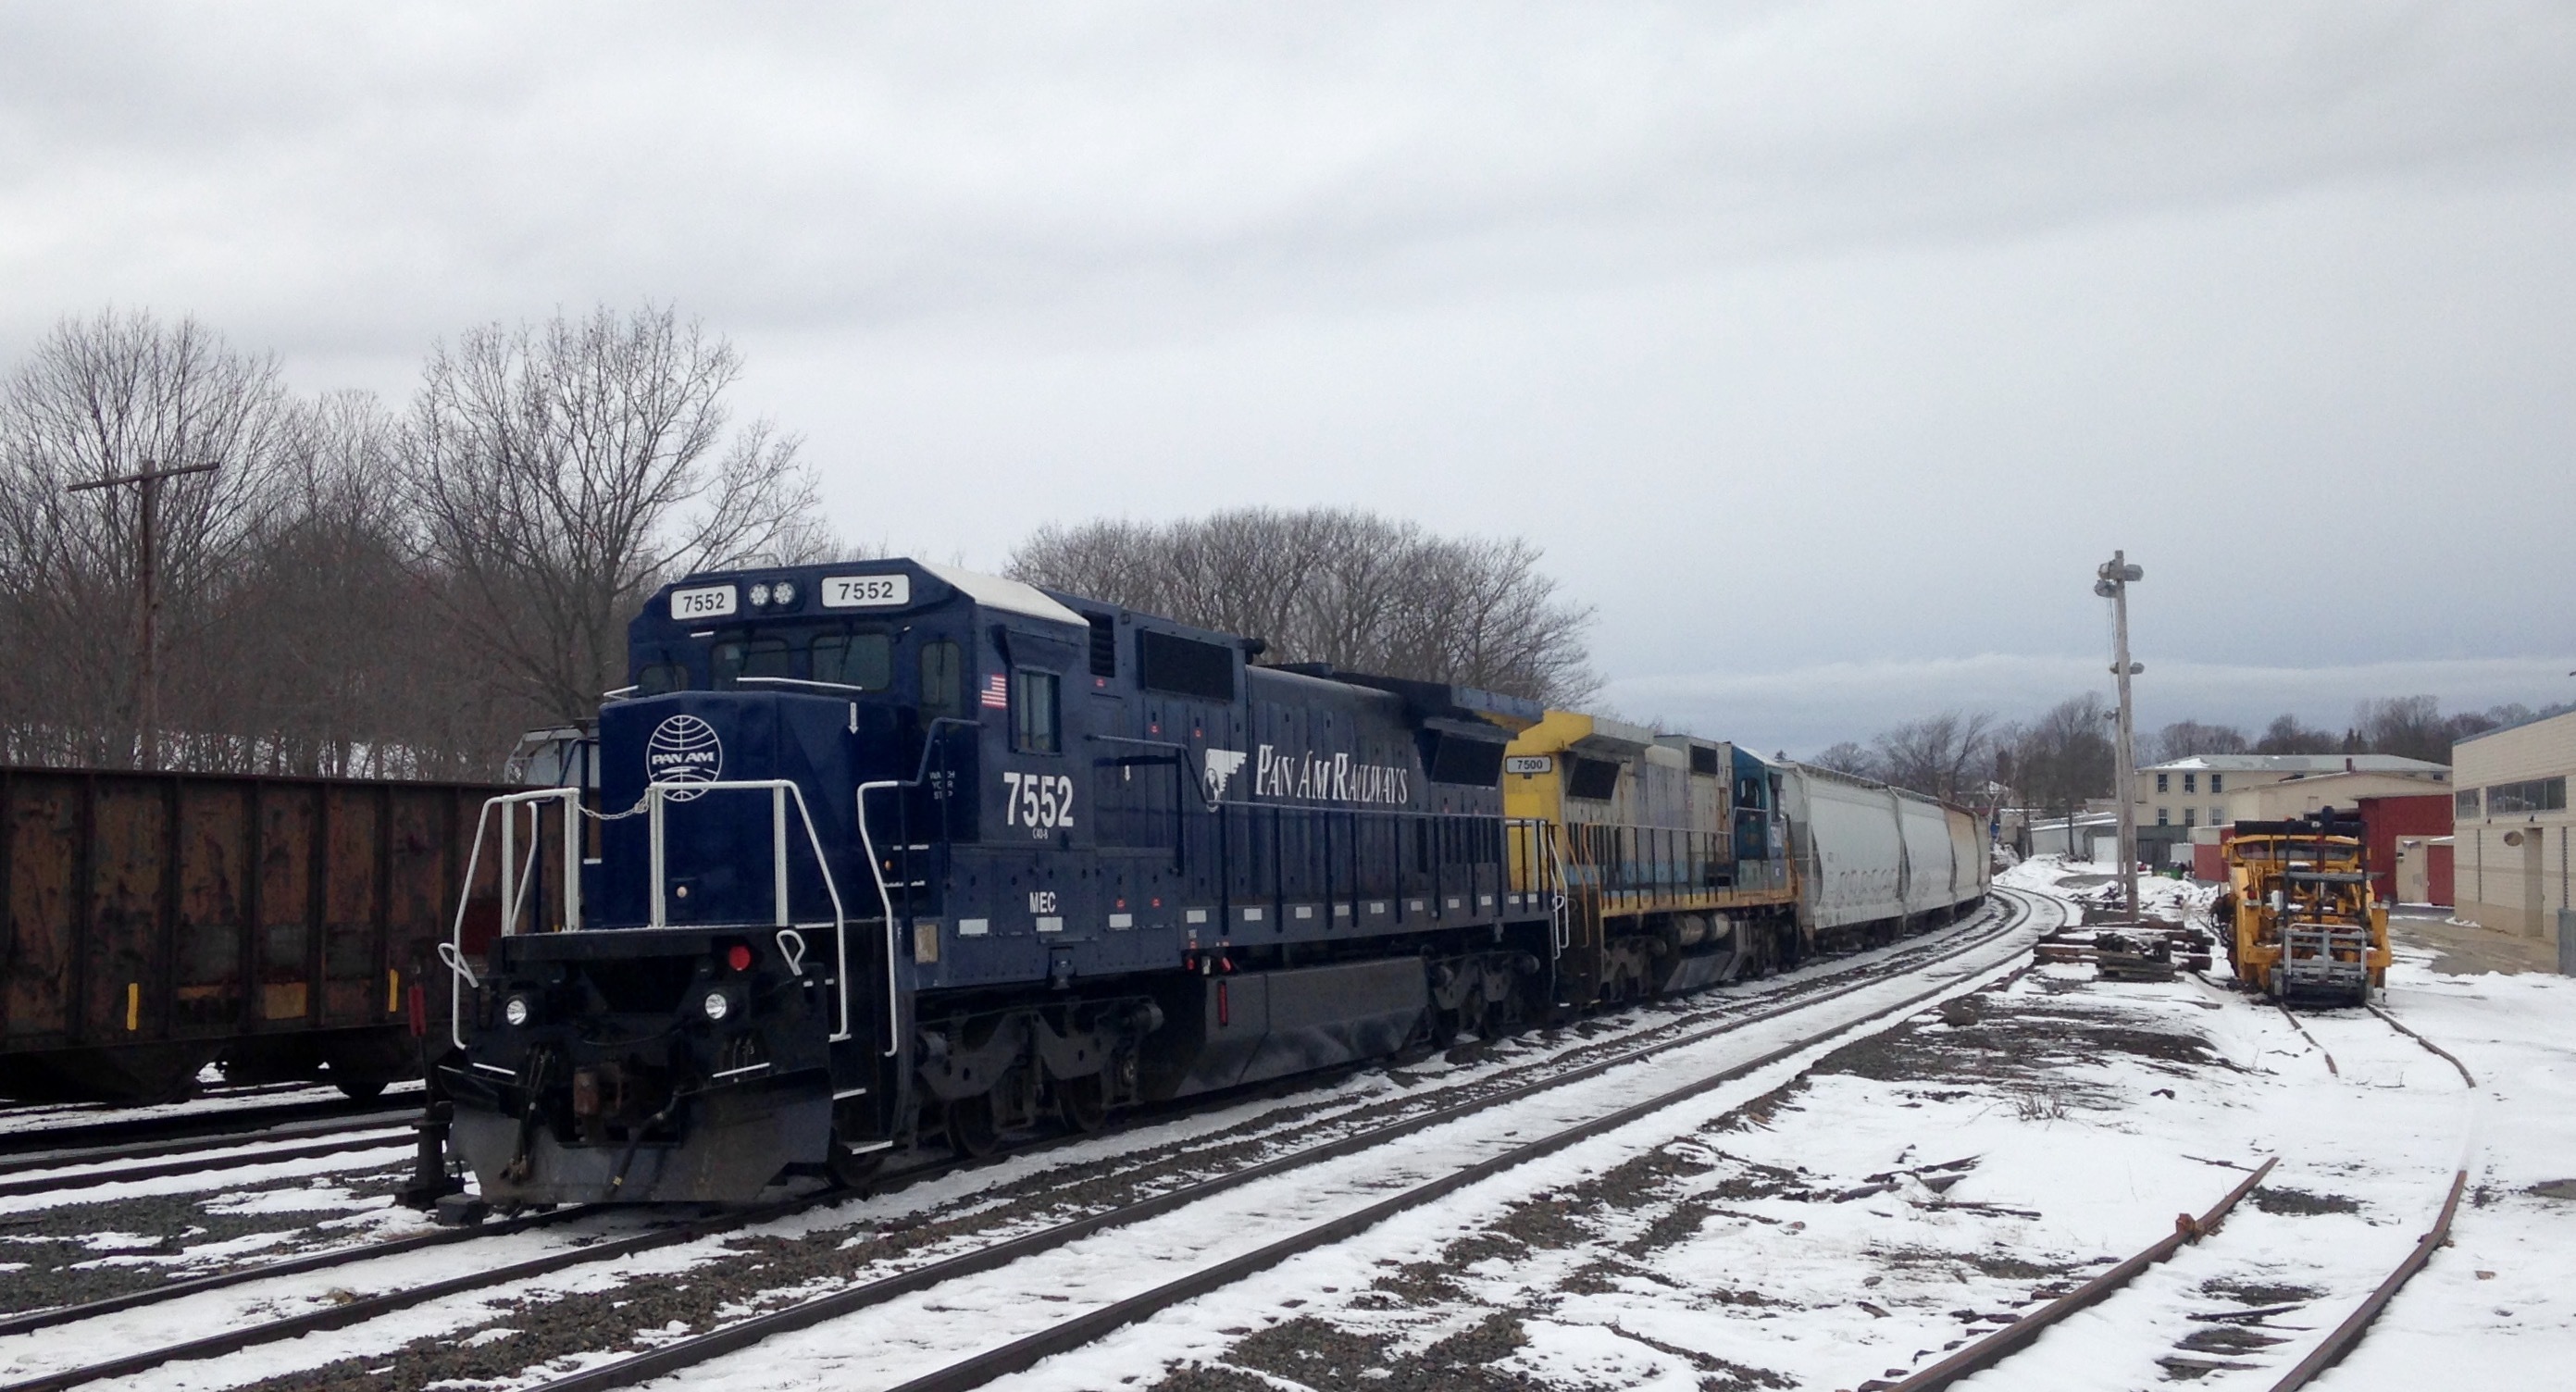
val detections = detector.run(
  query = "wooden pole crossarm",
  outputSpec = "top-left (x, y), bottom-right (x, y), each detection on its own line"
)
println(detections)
top-left (67, 459), bottom-right (220, 492)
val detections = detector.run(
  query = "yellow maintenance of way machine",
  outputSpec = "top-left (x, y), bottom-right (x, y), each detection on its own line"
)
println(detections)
top-left (1500, 712), bottom-right (1803, 1008)
top-left (2218, 810), bottom-right (2390, 1007)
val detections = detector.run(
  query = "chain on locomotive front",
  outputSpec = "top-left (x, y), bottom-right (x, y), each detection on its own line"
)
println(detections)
top-left (432, 558), bottom-right (1570, 1205)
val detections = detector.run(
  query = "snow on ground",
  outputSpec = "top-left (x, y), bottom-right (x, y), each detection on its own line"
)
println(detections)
top-left (963, 866), bottom-right (2573, 1392)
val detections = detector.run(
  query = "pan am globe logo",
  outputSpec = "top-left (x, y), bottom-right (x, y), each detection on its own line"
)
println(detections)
top-left (646, 715), bottom-right (724, 801)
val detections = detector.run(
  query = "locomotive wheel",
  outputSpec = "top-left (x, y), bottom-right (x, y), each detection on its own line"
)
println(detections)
top-left (945, 1093), bottom-right (1000, 1159)
top-left (1429, 1004), bottom-right (1462, 1049)
top-left (1056, 1074), bottom-right (1108, 1133)
top-left (333, 1073), bottom-right (391, 1103)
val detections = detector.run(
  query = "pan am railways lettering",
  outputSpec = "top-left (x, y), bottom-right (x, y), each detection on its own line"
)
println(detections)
top-left (1251, 744), bottom-right (1411, 804)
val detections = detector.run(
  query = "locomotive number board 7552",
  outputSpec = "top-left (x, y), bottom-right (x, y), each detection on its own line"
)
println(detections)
top-left (669, 584), bottom-right (737, 619)
top-left (821, 575), bottom-right (911, 608)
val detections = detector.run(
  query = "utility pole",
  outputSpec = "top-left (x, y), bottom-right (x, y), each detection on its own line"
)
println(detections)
top-left (2094, 550), bottom-right (2145, 921)
top-left (68, 459), bottom-right (218, 772)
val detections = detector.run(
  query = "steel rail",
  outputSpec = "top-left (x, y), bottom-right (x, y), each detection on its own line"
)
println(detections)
top-left (0, 1087), bottom-right (423, 1159)
top-left (1881, 1157), bottom-right (2279, 1392)
top-left (0, 1128), bottom-right (415, 1200)
top-left (2366, 1004), bottom-right (2479, 1088)
top-left (2264, 1168), bottom-right (2469, 1391)
top-left (0, 1105), bottom-right (418, 1176)
top-left (521, 889), bottom-right (2047, 1392)
top-left (2274, 1001), bottom-right (2339, 1075)
top-left (0, 1200), bottom-right (801, 1392)
top-left (0, 1202), bottom-right (601, 1338)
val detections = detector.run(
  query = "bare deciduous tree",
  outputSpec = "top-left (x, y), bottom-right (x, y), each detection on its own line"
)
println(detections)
top-left (0, 309), bottom-right (300, 767)
top-left (1807, 740), bottom-right (1881, 779)
top-left (401, 304), bottom-right (819, 723)
top-left (2147, 718), bottom-right (2248, 764)
top-left (2253, 713), bottom-right (2340, 755)
top-left (2011, 693), bottom-right (2116, 824)
top-left (1009, 507), bottom-right (1599, 705)
top-left (1871, 709), bottom-right (1997, 804)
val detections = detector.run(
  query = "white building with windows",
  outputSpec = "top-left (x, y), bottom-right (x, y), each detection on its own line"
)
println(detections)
top-left (2451, 710), bottom-right (2576, 945)
top-left (2133, 753), bottom-right (2450, 831)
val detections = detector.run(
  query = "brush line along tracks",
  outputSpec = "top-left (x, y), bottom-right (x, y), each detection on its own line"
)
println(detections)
top-left (0, 891), bottom-right (2050, 1392)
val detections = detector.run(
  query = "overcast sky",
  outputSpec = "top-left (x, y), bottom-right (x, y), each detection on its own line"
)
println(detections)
top-left (5, 2), bottom-right (2571, 754)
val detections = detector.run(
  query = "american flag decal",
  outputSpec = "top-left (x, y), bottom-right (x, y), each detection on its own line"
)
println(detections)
top-left (979, 673), bottom-right (1010, 709)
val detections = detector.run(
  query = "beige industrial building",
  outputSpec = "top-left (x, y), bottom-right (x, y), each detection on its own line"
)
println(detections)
top-left (2451, 709), bottom-right (2575, 946)
top-left (2134, 753), bottom-right (2450, 829)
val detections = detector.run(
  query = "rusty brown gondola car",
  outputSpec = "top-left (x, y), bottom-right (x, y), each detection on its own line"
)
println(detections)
top-left (0, 767), bottom-right (514, 1102)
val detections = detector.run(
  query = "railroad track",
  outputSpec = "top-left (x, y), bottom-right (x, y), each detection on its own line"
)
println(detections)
top-left (515, 888), bottom-right (2051, 1392)
top-left (0, 893), bottom-right (2048, 1392)
top-left (1872, 966), bottom-right (2481, 1392)
top-left (0, 1084), bottom-right (424, 1161)
top-left (0, 1116), bottom-right (421, 1200)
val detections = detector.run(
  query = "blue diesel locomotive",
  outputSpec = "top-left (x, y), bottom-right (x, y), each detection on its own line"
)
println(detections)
top-left (438, 560), bottom-right (1581, 1204)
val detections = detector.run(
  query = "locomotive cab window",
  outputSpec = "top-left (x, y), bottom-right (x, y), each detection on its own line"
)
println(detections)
top-left (920, 640), bottom-right (964, 722)
top-left (712, 637), bottom-right (791, 687)
top-left (811, 631), bottom-right (892, 690)
top-left (1014, 668), bottom-right (1061, 754)
top-left (637, 661), bottom-right (691, 695)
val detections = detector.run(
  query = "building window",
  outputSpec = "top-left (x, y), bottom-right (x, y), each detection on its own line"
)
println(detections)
top-left (2211, 806), bottom-right (2224, 825)
top-left (2155, 773), bottom-right (2169, 793)
top-left (2484, 777), bottom-right (2568, 815)
top-left (2210, 774), bottom-right (2223, 793)
top-left (2157, 807), bottom-right (2170, 826)
top-left (2184, 808), bottom-right (2197, 826)
top-left (2183, 773), bottom-right (2197, 794)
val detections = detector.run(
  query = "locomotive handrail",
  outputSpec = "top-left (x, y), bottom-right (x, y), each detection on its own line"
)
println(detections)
top-left (444, 787), bottom-right (588, 1052)
top-left (855, 781), bottom-right (905, 1059)
top-left (641, 778), bottom-right (853, 1044)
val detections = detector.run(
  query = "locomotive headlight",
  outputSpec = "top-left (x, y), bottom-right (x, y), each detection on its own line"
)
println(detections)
top-left (702, 989), bottom-right (731, 1022)
top-left (504, 995), bottom-right (530, 1027)
top-left (748, 582), bottom-right (772, 606)
top-left (769, 580), bottom-right (796, 606)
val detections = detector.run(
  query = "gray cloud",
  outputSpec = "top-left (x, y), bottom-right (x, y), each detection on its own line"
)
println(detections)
top-left (1610, 653), bottom-right (2576, 757)
top-left (4, 2), bottom-right (2570, 745)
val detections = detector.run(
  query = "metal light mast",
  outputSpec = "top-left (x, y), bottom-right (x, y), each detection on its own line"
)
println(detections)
top-left (2095, 551), bottom-right (2145, 921)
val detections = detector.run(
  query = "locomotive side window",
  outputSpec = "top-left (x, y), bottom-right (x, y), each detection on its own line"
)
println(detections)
top-left (811, 632), bottom-right (892, 690)
top-left (920, 640), bottom-right (964, 721)
top-left (1014, 668), bottom-right (1061, 754)
top-left (713, 638), bottom-right (791, 687)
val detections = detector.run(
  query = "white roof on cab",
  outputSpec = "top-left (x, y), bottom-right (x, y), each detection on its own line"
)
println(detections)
top-left (916, 560), bottom-right (1089, 628)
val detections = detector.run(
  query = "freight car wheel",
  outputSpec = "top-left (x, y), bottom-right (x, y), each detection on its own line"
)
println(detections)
top-left (333, 1073), bottom-right (391, 1103)
top-left (944, 1093), bottom-right (1000, 1159)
